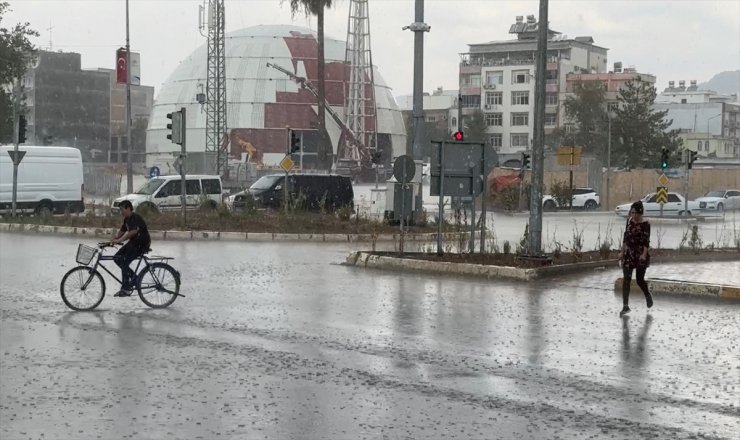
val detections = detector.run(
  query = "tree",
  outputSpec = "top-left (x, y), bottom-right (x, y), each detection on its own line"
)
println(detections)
top-left (0, 2), bottom-right (38, 143)
top-left (286, 0), bottom-right (333, 171)
top-left (562, 81), bottom-right (608, 157)
top-left (463, 109), bottom-right (487, 144)
top-left (612, 80), bottom-right (682, 169)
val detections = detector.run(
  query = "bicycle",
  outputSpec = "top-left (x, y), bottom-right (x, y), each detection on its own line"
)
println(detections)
top-left (60, 242), bottom-right (182, 311)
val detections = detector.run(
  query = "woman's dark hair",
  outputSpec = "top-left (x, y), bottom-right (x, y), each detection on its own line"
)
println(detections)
top-left (119, 200), bottom-right (134, 211)
top-left (630, 200), bottom-right (644, 214)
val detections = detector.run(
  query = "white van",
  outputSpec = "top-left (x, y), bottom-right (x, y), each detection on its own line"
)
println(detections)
top-left (112, 174), bottom-right (223, 213)
top-left (0, 146), bottom-right (85, 215)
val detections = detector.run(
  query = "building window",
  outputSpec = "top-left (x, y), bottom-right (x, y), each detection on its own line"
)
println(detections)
top-left (425, 115), bottom-right (437, 123)
top-left (511, 112), bottom-right (529, 126)
top-left (485, 92), bottom-right (502, 106)
top-left (511, 133), bottom-right (529, 147)
top-left (511, 91), bottom-right (529, 105)
top-left (546, 94), bottom-right (558, 106)
top-left (681, 98), bottom-right (687, 104)
top-left (607, 102), bottom-right (619, 112)
top-left (485, 71), bottom-right (503, 85)
top-left (451, 117), bottom-right (457, 127)
top-left (697, 141), bottom-right (702, 151)
top-left (490, 134), bottom-right (502, 148)
top-left (512, 70), bottom-right (529, 84)
top-left (485, 113), bottom-right (503, 127)
top-left (462, 74), bottom-right (481, 87)
top-left (461, 95), bottom-right (481, 108)
top-left (545, 113), bottom-right (557, 126)
top-left (564, 123), bottom-right (575, 133)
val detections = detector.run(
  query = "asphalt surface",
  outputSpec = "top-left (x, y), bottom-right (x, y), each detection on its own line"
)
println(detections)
top-left (1, 233), bottom-right (738, 439)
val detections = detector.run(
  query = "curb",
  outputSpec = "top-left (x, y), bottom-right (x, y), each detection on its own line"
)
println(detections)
top-left (345, 251), bottom-right (615, 281)
top-left (0, 222), bottom-right (457, 243)
top-left (614, 278), bottom-right (740, 299)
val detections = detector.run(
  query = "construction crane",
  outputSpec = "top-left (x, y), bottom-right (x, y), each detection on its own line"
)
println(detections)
top-left (266, 62), bottom-right (371, 166)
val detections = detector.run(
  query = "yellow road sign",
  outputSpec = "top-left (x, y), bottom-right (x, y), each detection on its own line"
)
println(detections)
top-left (658, 173), bottom-right (669, 186)
top-left (656, 186), bottom-right (668, 204)
top-left (279, 155), bottom-right (294, 173)
top-left (556, 146), bottom-right (582, 166)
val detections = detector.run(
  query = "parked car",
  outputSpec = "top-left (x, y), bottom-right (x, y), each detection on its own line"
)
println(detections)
top-left (0, 145), bottom-right (84, 216)
top-left (542, 187), bottom-right (601, 211)
top-left (229, 173), bottom-right (354, 212)
top-left (695, 190), bottom-right (740, 213)
top-left (615, 192), bottom-right (700, 217)
top-left (111, 174), bottom-right (223, 214)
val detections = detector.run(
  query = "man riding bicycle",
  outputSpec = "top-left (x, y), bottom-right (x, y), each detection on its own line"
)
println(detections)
top-left (111, 200), bottom-right (151, 297)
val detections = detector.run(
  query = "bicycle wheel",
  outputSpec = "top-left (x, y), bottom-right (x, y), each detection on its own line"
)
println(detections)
top-left (136, 262), bottom-right (180, 308)
top-left (60, 266), bottom-right (106, 311)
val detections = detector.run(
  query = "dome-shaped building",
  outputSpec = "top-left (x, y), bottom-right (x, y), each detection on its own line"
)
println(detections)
top-left (147, 24), bottom-right (406, 175)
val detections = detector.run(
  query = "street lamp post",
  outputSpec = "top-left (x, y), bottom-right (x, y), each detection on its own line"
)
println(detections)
top-left (605, 111), bottom-right (613, 211)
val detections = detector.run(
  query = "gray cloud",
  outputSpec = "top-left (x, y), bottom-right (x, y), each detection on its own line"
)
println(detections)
top-left (5, 0), bottom-right (739, 96)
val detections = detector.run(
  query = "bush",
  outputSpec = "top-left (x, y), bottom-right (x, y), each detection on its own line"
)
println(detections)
top-left (549, 179), bottom-right (571, 208)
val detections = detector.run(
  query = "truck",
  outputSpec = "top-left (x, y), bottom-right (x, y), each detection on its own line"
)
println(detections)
top-left (0, 146), bottom-right (85, 215)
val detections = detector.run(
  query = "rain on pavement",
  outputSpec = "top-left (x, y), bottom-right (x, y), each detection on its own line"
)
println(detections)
top-left (1, 232), bottom-right (738, 439)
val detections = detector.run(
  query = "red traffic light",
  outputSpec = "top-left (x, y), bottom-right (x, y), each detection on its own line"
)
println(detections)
top-left (453, 131), bottom-right (464, 141)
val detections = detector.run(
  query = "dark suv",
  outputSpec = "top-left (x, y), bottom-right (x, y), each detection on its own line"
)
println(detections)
top-left (231, 174), bottom-right (354, 212)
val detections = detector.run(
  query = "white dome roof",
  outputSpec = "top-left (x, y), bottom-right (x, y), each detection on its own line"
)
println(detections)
top-left (146, 24), bottom-right (406, 169)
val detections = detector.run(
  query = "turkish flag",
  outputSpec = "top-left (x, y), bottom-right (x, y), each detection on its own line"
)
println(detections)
top-left (116, 48), bottom-right (127, 84)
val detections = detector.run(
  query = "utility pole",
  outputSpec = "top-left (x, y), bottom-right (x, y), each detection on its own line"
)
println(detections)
top-left (404, 0), bottom-right (430, 223)
top-left (605, 113), bottom-right (612, 210)
top-left (125, 0), bottom-right (133, 194)
top-left (11, 79), bottom-right (20, 217)
top-left (527, 0), bottom-right (548, 255)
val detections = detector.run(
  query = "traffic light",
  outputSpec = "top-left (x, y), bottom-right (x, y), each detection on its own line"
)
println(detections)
top-left (166, 111), bottom-right (183, 145)
top-left (452, 131), bottom-right (464, 141)
top-left (521, 152), bottom-right (531, 169)
top-left (289, 130), bottom-right (301, 154)
top-left (687, 149), bottom-right (698, 169)
top-left (660, 147), bottom-right (668, 169)
top-left (18, 115), bottom-right (27, 144)
top-left (370, 151), bottom-right (382, 164)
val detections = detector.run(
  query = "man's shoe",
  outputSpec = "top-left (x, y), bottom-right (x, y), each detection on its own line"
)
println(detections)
top-left (646, 294), bottom-right (654, 309)
top-left (619, 305), bottom-right (631, 317)
top-left (114, 289), bottom-right (133, 297)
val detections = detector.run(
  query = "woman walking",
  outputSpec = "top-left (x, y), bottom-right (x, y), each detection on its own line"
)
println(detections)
top-left (618, 201), bottom-right (654, 317)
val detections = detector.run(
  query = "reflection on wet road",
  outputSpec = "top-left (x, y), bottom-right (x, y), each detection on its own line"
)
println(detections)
top-left (1, 233), bottom-right (738, 439)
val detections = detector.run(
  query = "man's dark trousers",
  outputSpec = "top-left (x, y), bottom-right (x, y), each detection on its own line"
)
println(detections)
top-left (114, 242), bottom-right (142, 290)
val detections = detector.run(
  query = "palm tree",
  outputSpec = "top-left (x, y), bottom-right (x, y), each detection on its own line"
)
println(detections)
top-left (287, 0), bottom-right (334, 171)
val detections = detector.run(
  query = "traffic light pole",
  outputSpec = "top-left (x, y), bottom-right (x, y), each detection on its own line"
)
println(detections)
top-left (180, 107), bottom-right (187, 227)
top-left (684, 152), bottom-right (689, 216)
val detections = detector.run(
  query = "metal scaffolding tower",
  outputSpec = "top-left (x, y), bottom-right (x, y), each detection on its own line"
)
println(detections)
top-left (200, 0), bottom-right (228, 174)
top-left (342, 0), bottom-right (378, 165)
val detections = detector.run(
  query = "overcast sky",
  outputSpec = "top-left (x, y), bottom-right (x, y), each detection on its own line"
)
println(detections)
top-left (5, 0), bottom-right (740, 98)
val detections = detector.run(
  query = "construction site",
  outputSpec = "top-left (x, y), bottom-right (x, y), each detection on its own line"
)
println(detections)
top-left (145, 0), bottom-right (406, 191)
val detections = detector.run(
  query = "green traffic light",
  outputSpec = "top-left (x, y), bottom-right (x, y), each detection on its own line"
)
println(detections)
top-left (661, 161), bottom-right (668, 169)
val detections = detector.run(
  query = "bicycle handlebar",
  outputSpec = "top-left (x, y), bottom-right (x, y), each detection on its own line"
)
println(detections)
top-left (97, 242), bottom-right (120, 249)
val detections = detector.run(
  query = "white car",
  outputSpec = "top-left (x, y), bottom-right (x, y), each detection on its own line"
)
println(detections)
top-left (615, 192), bottom-right (700, 217)
top-left (112, 174), bottom-right (223, 214)
top-left (695, 190), bottom-right (740, 213)
top-left (542, 188), bottom-right (601, 211)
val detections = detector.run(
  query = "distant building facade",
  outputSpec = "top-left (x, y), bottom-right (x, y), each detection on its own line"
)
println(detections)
top-left (654, 83), bottom-right (740, 158)
top-left (21, 50), bottom-right (154, 163)
top-left (458, 15), bottom-right (608, 155)
top-left (22, 51), bottom-right (110, 160)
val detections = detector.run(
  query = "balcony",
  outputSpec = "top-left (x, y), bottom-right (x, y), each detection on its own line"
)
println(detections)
top-left (460, 86), bottom-right (481, 96)
top-left (546, 83), bottom-right (559, 93)
top-left (459, 65), bottom-right (482, 74)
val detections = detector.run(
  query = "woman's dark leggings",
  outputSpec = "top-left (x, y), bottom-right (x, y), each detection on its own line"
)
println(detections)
top-left (622, 266), bottom-right (650, 306)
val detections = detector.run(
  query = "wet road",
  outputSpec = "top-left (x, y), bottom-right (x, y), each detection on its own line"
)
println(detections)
top-left (1, 233), bottom-right (738, 439)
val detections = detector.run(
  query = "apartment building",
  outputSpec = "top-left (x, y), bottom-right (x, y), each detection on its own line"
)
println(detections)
top-left (654, 83), bottom-right (740, 158)
top-left (459, 15), bottom-right (608, 155)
